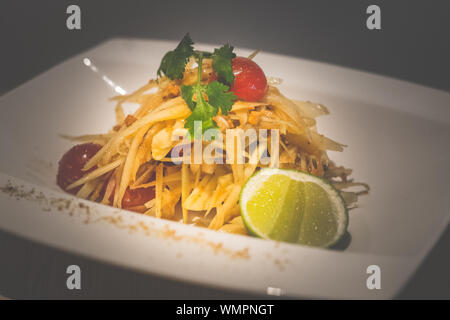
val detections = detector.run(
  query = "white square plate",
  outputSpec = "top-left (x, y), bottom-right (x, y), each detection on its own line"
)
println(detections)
top-left (1, 38), bottom-right (449, 299)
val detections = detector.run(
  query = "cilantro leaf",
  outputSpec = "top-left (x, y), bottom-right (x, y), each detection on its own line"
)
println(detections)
top-left (185, 98), bottom-right (217, 136)
top-left (178, 43), bottom-right (237, 135)
top-left (181, 85), bottom-right (196, 110)
top-left (176, 33), bottom-right (195, 57)
top-left (157, 51), bottom-right (181, 79)
top-left (212, 44), bottom-right (236, 84)
top-left (206, 81), bottom-right (237, 115)
top-left (157, 33), bottom-right (194, 79)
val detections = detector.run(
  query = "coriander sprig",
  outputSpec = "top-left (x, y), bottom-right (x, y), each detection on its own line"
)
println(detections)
top-left (157, 34), bottom-right (237, 136)
top-left (157, 33), bottom-right (194, 80)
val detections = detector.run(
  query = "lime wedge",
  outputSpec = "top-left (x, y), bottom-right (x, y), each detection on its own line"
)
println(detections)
top-left (240, 168), bottom-right (348, 248)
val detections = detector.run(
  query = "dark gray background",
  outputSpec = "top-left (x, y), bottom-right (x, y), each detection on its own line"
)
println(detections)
top-left (0, 0), bottom-right (449, 299)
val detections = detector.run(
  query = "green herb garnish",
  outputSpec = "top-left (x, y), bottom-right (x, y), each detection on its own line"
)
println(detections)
top-left (157, 33), bottom-right (195, 80)
top-left (157, 34), bottom-right (237, 135)
top-left (212, 44), bottom-right (236, 84)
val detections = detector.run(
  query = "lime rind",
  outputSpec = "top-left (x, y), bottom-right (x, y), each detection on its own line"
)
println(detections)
top-left (239, 168), bottom-right (348, 248)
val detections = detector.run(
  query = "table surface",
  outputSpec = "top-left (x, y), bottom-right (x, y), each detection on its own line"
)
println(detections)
top-left (1, 0), bottom-right (449, 299)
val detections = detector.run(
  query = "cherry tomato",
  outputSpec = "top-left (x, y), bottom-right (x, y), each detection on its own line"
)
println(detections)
top-left (57, 143), bottom-right (102, 194)
top-left (106, 186), bottom-right (155, 213)
top-left (211, 56), bottom-right (268, 101)
top-left (121, 187), bottom-right (155, 210)
top-left (57, 143), bottom-right (155, 212)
